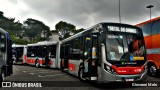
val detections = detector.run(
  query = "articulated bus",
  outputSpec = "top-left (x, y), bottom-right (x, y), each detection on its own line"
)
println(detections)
top-left (12, 44), bottom-right (27, 64)
top-left (136, 16), bottom-right (160, 76)
top-left (26, 41), bottom-right (60, 68)
top-left (0, 28), bottom-right (12, 82)
top-left (60, 23), bottom-right (147, 82)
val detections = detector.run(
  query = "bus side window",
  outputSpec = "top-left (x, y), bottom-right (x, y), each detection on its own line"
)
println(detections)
top-left (1, 34), bottom-right (6, 53)
top-left (92, 35), bottom-right (98, 59)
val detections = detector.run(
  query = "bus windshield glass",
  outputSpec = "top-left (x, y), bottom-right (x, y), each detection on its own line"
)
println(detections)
top-left (106, 33), bottom-right (145, 63)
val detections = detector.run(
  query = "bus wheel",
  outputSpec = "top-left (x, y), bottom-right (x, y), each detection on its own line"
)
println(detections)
top-left (78, 67), bottom-right (86, 81)
top-left (0, 69), bottom-right (5, 82)
top-left (35, 60), bottom-right (40, 68)
top-left (148, 64), bottom-right (157, 77)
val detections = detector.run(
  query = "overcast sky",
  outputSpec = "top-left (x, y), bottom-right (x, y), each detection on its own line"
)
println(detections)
top-left (0, 0), bottom-right (159, 30)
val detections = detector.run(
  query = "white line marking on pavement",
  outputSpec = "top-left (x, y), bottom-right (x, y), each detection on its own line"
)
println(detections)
top-left (38, 74), bottom-right (65, 78)
top-left (15, 68), bottom-right (20, 71)
top-left (22, 71), bottom-right (26, 73)
top-left (29, 73), bottom-right (35, 75)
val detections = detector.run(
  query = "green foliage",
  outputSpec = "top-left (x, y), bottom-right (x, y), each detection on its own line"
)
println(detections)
top-left (10, 35), bottom-right (29, 45)
top-left (55, 21), bottom-right (76, 40)
top-left (0, 11), bottom-right (52, 44)
top-left (24, 18), bottom-right (51, 41)
top-left (0, 11), bottom-right (85, 44)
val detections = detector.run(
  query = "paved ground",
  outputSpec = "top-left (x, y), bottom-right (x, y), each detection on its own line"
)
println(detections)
top-left (1, 65), bottom-right (160, 90)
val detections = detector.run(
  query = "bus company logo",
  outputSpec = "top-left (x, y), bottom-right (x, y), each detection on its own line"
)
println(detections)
top-left (2, 82), bottom-right (11, 87)
top-left (2, 82), bottom-right (42, 87)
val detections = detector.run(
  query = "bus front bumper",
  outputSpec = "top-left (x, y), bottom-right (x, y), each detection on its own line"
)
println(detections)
top-left (98, 69), bottom-right (147, 83)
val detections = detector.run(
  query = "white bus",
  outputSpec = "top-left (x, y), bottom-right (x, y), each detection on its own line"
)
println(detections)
top-left (60, 23), bottom-right (147, 82)
top-left (26, 41), bottom-right (60, 68)
top-left (12, 44), bottom-right (27, 64)
top-left (0, 28), bottom-right (13, 82)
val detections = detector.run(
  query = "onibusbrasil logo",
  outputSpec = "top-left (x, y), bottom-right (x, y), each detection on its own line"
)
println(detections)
top-left (2, 82), bottom-right (42, 87)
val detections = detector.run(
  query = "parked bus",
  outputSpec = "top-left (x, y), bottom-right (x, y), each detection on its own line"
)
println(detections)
top-left (26, 41), bottom-right (60, 68)
top-left (0, 28), bottom-right (13, 82)
top-left (136, 16), bottom-right (160, 76)
top-left (60, 23), bottom-right (147, 82)
top-left (12, 44), bottom-right (27, 64)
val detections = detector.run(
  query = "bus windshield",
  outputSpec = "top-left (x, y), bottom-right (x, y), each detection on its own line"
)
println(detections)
top-left (106, 33), bottom-right (145, 63)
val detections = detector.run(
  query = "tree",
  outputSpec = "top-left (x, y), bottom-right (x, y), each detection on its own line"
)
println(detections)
top-left (73, 28), bottom-right (85, 34)
top-left (55, 21), bottom-right (76, 40)
top-left (23, 18), bottom-right (51, 42)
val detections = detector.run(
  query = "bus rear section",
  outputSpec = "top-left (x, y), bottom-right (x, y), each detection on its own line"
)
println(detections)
top-left (0, 28), bottom-right (13, 82)
top-left (136, 16), bottom-right (160, 77)
top-left (12, 45), bottom-right (27, 64)
top-left (60, 23), bottom-right (147, 83)
top-left (26, 41), bottom-right (59, 68)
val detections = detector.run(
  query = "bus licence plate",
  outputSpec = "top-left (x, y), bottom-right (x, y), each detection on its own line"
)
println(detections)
top-left (125, 78), bottom-right (134, 82)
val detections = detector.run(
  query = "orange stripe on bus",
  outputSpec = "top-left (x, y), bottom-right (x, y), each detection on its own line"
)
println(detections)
top-left (147, 54), bottom-right (160, 60)
top-left (145, 34), bottom-right (160, 49)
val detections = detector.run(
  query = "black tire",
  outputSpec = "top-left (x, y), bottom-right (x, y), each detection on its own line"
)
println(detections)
top-left (78, 67), bottom-right (86, 81)
top-left (148, 64), bottom-right (158, 77)
top-left (35, 60), bottom-right (40, 68)
top-left (0, 69), bottom-right (5, 82)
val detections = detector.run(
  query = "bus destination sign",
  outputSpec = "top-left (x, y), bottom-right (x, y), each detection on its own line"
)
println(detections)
top-left (107, 26), bottom-right (137, 33)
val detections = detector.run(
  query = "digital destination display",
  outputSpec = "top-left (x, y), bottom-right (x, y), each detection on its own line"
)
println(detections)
top-left (107, 26), bottom-right (137, 33)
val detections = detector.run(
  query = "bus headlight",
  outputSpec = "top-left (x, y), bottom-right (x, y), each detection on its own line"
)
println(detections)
top-left (104, 64), bottom-right (117, 74)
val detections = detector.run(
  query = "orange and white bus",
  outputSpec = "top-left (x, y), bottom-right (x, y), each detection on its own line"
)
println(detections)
top-left (26, 41), bottom-right (60, 68)
top-left (136, 16), bottom-right (160, 76)
top-left (12, 44), bottom-right (27, 64)
top-left (60, 22), bottom-right (147, 82)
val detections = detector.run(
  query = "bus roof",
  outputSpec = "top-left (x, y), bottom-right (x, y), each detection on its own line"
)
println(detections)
top-left (27, 41), bottom-right (58, 46)
top-left (61, 22), bottom-right (140, 43)
top-left (0, 27), bottom-right (9, 34)
top-left (136, 16), bottom-right (160, 26)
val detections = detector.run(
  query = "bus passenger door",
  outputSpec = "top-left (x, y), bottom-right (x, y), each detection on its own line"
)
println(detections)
top-left (90, 34), bottom-right (98, 80)
top-left (83, 34), bottom-right (98, 80)
top-left (63, 44), bottom-right (69, 69)
top-left (83, 36), bottom-right (91, 78)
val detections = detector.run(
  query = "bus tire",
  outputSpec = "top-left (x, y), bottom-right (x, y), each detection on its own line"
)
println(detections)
top-left (0, 69), bottom-right (5, 82)
top-left (148, 64), bottom-right (158, 77)
top-left (35, 60), bottom-right (40, 68)
top-left (78, 67), bottom-right (86, 81)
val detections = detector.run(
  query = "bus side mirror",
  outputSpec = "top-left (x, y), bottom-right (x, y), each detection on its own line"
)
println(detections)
top-left (84, 51), bottom-right (89, 59)
top-left (80, 52), bottom-right (88, 59)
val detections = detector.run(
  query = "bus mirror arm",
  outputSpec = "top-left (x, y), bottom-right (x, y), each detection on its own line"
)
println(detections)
top-left (101, 44), bottom-right (112, 67)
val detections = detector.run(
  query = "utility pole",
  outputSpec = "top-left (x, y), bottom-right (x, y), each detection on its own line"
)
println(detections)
top-left (146, 5), bottom-right (154, 20)
top-left (119, 0), bottom-right (121, 23)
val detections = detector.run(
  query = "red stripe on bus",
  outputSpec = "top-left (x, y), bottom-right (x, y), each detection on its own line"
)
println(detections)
top-left (68, 63), bottom-right (75, 71)
top-left (27, 59), bottom-right (43, 64)
top-left (24, 55), bottom-right (27, 61)
top-left (111, 65), bottom-right (144, 75)
top-left (50, 61), bottom-right (52, 65)
top-left (39, 60), bottom-right (42, 64)
top-left (26, 59), bottom-right (35, 64)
